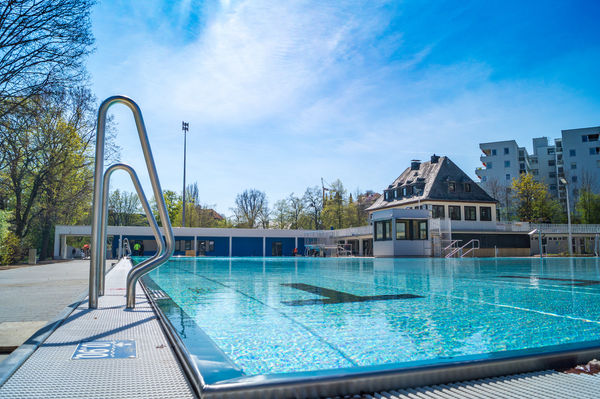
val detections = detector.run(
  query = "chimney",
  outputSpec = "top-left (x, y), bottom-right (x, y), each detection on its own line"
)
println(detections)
top-left (431, 154), bottom-right (440, 163)
top-left (410, 159), bottom-right (421, 170)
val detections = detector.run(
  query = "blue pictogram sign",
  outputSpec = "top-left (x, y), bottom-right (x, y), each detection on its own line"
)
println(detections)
top-left (72, 340), bottom-right (136, 360)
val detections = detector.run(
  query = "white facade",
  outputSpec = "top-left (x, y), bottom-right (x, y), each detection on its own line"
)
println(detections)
top-left (476, 126), bottom-right (600, 211)
top-left (475, 140), bottom-right (529, 186)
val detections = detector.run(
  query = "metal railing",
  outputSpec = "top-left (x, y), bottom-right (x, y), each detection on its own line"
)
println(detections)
top-left (445, 239), bottom-right (479, 258)
top-left (89, 96), bottom-right (174, 309)
top-left (442, 240), bottom-right (461, 258)
top-left (122, 238), bottom-right (132, 258)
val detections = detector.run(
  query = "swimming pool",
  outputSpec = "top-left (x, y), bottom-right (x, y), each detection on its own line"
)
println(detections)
top-left (140, 257), bottom-right (600, 397)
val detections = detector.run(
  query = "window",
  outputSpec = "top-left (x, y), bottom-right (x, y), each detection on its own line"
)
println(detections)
top-left (271, 241), bottom-right (283, 256)
top-left (448, 182), bottom-right (456, 192)
top-left (374, 220), bottom-right (392, 241)
top-left (396, 188), bottom-right (401, 198)
top-left (572, 175), bottom-right (578, 183)
top-left (384, 191), bottom-right (389, 201)
top-left (570, 149), bottom-right (576, 156)
top-left (432, 205), bottom-right (445, 219)
top-left (549, 172), bottom-right (556, 178)
top-left (547, 148), bottom-right (555, 155)
top-left (550, 184), bottom-right (557, 191)
top-left (571, 162), bottom-right (577, 170)
top-left (491, 149), bottom-right (497, 156)
top-left (597, 160), bottom-right (600, 168)
top-left (504, 160), bottom-right (510, 168)
top-left (548, 160), bottom-right (555, 167)
top-left (588, 134), bottom-right (599, 142)
top-left (487, 162), bottom-right (493, 169)
top-left (590, 147), bottom-right (600, 155)
top-left (395, 220), bottom-right (408, 240)
top-left (520, 163), bottom-right (525, 170)
top-left (504, 147), bottom-right (509, 154)
top-left (415, 220), bottom-right (428, 240)
top-left (583, 135), bottom-right (588, 142)
top-left (482, 176), bottom-right (487, 182)
top-left (464, 206), bottom-right (477, 221)
top-left (480, 207), bottom-right (491, 221)
top-left (464, 183), bottom-right (471, 192)
top-left (449, 205), bottom-right (461, 220)
top-left (506, 174), bottom-right (511, 180)
top-left (532, 169), bottom-right (539, 175)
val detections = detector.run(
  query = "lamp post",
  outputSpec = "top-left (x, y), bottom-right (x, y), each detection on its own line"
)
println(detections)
top-left (559, 177), bottom-right (572, 256)
top-left (182, 121), bottom-right (189, 227)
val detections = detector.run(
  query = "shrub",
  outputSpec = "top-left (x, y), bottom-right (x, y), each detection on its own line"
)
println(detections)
top-left (0, 231), bottom-right (21, 265)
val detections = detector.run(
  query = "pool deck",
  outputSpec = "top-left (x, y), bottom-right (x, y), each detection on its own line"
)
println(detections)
top-left (1, 258), bottom-right (599, 398)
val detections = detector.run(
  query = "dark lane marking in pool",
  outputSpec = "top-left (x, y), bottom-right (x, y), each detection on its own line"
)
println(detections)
top-left (281, 283), bottom-right (423, 306)
top-left (499, 276), bottom-right (600, 286)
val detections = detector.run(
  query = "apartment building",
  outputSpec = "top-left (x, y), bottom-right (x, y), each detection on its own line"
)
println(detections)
top-left (475, 126), bottom-right (600, 210)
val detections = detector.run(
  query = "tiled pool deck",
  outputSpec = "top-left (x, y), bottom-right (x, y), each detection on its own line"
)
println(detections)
top-left (0, 258), bottom-right (599, 398)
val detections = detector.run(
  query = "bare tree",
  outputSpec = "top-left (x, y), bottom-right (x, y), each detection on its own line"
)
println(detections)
top-left (108, 189), bottom-right (141, 226)
top-left (231, 189), bottom-right (268, 228)
top-left (288, 193), bottom-right (304, 229)
top-left (303, 186), bottom-right (322, 229)
top-left (271, 199), bottom-right (290, 229)
top-left (0, 0), bottom-right (95, 111)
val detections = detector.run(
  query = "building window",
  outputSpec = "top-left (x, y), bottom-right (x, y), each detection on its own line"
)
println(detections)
top-left (491, 149), bottom-right (497, 156)
top-left (506, 174), bottom-right (510, 180)
top-left (482, 176), bottom-right (487, 182)
top-left (448, 182), bottom-right (455, 192)
top-left (374, 220), bottom-right (392, 241)
top-left (396, 188), bottom-right (401, 198)
top-left (532, 169), bottom-right (539, 175)
top-left (449, 205), bottom-right (461, 220)
top-left (583, 135), bottom-right (588, 142)
top-left (587, 134), bottom-right (599, 142)
top-left (464, 206), bottom-right (476, 221)
top-left (547, 148), bottom-right (555, 155)
top-left (520, 163), bottom-right (525, 170)
top-left (487, 162), bottom-right (493, 169)
top-left (591, 147), bottom-right (600, 155)
top-left (597, 160), bottom-right (600, 168)
top-left (504, 147), bottom-right (509, 154)
top-left (572, 175), bottom-right (578, 183)
top-left (549, 172), bottom-right (556, 178)
top-left (548, 160), bottom-right (555, 167)
top-left (464, 183), bottom-right (471, 192)
top-left (570, 149), bottom-right (576, 156)
top-left (480, 207), bottom-right (491, 221)
top-left (395, 220), bottom-right (408, 240)
top-left (571, 162), bottom-right (577, 170)
top-left (550, 184), bottom-right (557, 191)
top-left (504, 160), bottom-right (510, 168)
top-left (432, 205), bottom-right (445, 219)
top-left (415, 220), bottom-right (428, 240)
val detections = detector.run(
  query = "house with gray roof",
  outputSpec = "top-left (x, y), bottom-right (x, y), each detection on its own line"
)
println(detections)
top-left (367, 154), bottom-right (498, 223)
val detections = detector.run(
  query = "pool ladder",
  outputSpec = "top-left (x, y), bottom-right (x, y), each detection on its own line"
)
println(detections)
top-left (89, 96), bottom-right (175, 309)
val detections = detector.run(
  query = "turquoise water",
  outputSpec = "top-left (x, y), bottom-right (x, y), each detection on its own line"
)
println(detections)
top-left (144, 257), bottom-right (600, 381)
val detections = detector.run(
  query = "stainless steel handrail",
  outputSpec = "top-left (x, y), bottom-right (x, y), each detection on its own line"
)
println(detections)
top-left (98, 163), bottom-right (166, 296)
top-left (90, 95), bottom-right (174, 309)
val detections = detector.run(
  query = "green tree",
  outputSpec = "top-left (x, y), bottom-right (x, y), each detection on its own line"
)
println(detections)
top-left (512, 173), bottom-right (561, 223)
top-left (576, 188), bottom-right (600, 224)
top-left (231, 189), bottom-right (268, 228)
top-left (108, 189), bottom-right (142, 226)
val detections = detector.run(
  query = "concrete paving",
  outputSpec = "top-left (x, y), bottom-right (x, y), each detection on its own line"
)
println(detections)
top-left (0, 260), bottom-right (114, 360)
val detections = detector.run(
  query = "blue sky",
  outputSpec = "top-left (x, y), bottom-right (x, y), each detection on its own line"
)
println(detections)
top-left (87, 0), bottom-right (600, 216)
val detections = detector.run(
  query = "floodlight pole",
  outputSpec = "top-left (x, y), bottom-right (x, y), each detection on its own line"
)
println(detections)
top-left (182, 121), bottom-right (189, 227)
top-left (560, 177), bottom-right (573, 256)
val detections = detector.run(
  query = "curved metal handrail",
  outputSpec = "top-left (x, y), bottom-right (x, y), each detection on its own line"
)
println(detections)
top-left (98, 163), bottom-right (166, 296)
top-left (90, 95), bottom-right (174, 309)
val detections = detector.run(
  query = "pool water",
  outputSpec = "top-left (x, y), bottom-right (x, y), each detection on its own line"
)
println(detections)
top-left (142, 257), bottom-right (600, 383)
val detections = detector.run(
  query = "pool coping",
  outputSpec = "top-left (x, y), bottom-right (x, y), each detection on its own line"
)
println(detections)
top-left (141, 265), bottom-right (600, 399)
